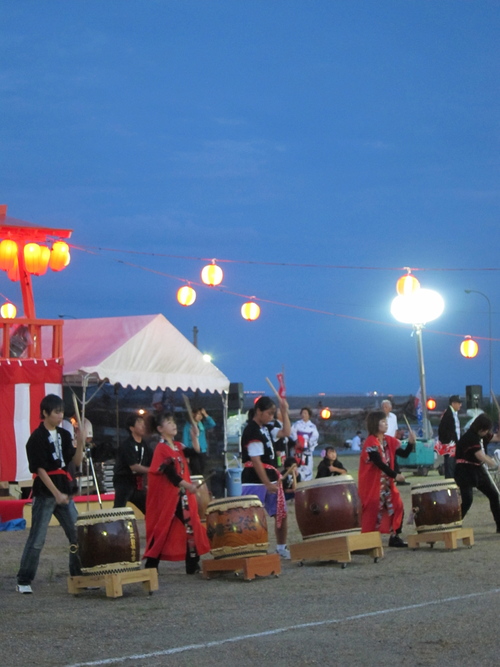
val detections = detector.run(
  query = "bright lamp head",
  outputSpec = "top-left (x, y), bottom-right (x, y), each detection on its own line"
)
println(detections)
top-left (391, 288), bottom-right (445, 325)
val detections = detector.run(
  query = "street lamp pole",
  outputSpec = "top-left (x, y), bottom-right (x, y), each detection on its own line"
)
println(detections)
top-left (391, 286), bottom-right (444, 441)
top-left (464, 289), bottom-right (492, 401)
top-left (414, 324), bottom-right (432, 439)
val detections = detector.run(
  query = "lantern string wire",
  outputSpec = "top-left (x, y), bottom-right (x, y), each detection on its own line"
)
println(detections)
top-left (69, 245), bottom-right (500, 273)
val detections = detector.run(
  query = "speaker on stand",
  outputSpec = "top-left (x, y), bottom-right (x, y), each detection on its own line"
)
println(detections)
top-left (465, 385), bottom-right (483, 410)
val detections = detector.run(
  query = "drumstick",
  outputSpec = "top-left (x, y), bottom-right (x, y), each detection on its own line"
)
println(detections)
top-left (72, 392), bottom-right (82, 431)
top-left (280, 462), bottom-right (297, 480)
top-left (182, 393), bottom-right (197, 428)
top-left (265, 377), bottom-right (281, 401)
top-left (195, 470), bottom-right (217, 488)
top-left (402, 413), bottom-right (413, 433)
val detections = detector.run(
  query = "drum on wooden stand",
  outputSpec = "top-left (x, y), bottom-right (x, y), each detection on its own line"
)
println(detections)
top-left (205, 495), bottom-right (268, 559)
top-left (295, 475), bottom-right (362, 540)
top-left (191, 475), bottom-right (211, 523)
top-left (411, 479), bottom-right (462, 533)
top-left (76, 507), bottom-right (141, 575)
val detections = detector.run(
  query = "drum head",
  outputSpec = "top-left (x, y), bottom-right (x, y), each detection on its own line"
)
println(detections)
top-left (206, 495), bottom-right (262, 512)
top-left (296, 474), bottom-right (354, 490)
top-left (77, 508), bottom-right (136, 525)
top-left (411, 480), bottom-right (458, 493)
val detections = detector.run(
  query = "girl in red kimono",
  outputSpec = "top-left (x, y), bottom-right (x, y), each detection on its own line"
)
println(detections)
top-left (144, 413), bottom-right (210, 573)
top-left (358, 410), bottom-right (415, 547)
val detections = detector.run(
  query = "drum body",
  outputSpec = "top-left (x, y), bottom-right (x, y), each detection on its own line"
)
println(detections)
top-left (191, 475), bottom-right (211, 522)
top-left (205, 495), bottom-right (268, 559)
top-left (294, 475), bottom-right (362, 540)
top-left (76, 508), bottom-right (141, 575)
top-left (411, 479), bottom-right (462, 533)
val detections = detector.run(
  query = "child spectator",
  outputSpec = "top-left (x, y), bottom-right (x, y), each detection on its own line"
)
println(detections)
top-left (316, 446), bottom-right (347, 478)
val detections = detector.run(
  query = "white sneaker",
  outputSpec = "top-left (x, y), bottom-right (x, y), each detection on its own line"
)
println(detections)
top-left (276, 546), bottom-right (291, 560)
top-left (16, 584), bottom-right (33, 594)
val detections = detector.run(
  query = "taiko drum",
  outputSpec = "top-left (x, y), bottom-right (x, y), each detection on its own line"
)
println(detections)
top-left (294, 475), bottom-right (362, 540)
top-left (191, 475), bottom-right (211, 523)
top-left (76, 507), bottom-right (141, 575)
top-left (205, 495), bottom-right (268, 559)
top-left (411, 479), bottom-right (462, 533)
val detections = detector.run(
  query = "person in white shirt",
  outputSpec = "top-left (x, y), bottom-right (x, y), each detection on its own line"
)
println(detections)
top-left (381, 400), bottom-right (398, 437)
top-left (290, 407), bottom-right (319, 480)
top-left (381, 399), bottom-right (406, 484)
top-left (351, 431), bottom-right (362, 452)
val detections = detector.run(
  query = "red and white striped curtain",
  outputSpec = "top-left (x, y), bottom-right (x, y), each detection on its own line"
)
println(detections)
top-left (0, 359), bottom-right (62, 482)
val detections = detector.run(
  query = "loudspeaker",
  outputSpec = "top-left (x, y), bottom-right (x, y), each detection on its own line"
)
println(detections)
top-left (465, 384), bottom-right (483, 409)
top-left (228, 382), bottom-right (244, 411)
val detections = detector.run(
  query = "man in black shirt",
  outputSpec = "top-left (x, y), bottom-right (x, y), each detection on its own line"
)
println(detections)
top-left (113, 414), bottom-right (152, 515)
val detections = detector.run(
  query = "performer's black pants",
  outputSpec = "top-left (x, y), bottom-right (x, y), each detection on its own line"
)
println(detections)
top-left (113, 482), bottom-right (147, 515)
top-left (455, 463), bottom-right (500, 530)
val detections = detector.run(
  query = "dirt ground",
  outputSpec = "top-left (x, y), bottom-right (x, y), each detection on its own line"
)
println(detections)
top-left (1, 470), bottom-right (500, 667)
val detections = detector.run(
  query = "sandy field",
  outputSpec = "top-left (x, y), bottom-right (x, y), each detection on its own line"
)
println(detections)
top-left (1, 470), bottom-right (500, 667)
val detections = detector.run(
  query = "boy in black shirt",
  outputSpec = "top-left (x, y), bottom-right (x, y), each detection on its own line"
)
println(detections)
top-left (16, 394), bottom-right (85, 594)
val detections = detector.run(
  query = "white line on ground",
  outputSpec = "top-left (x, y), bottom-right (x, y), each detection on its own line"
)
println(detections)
top-left (64, 587), bottom-right (500, 667)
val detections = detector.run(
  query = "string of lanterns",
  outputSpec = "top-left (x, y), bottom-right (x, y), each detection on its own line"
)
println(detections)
top-left (0, 239), bottom-right (71, 279)
top-left (175, 260), bottom-right (261, 321)
top-left (0, 238), bottom-right (490, 342)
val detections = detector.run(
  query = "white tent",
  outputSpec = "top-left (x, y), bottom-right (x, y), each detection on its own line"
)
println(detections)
top-left (3, 314), bottom-right (229, 484)
top-left (54, 313), bottom-right (230, 393)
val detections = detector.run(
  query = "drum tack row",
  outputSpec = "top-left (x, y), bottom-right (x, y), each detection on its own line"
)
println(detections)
top-left (68, 476), bottom-right (473, 596)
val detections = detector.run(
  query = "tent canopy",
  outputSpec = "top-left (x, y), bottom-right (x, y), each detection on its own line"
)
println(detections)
top-left (47, 314), bottom-right (230, 393)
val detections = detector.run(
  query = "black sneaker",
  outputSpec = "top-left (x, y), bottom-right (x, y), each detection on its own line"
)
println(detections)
top-left (388, 535), bottom-right (408, 548)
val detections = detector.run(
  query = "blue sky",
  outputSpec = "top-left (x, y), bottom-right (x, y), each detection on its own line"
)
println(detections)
top-left (1, 1), bottom-right (499, 397)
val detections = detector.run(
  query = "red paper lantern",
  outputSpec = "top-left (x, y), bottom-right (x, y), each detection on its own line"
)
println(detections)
top-left (426, 398), bottom-right (437, 411)
top-left (0, 302), bottom-right (17, 318)
top-left (201, 263), bottom-right (223, 286)
top-left (49, 241), bottom-right (70, 271)
top-left (177, 285), bottom-right (196, 306)
top-left (0, 239), bottom-right (18, 271)
top-left (241, 302), bottom-right (260, 321)
top-left (320, 407), bottom-right (331, 419)
top-left (460, 336), bottom-right (478, 359)
top-left (396, 273), bottom-right (420, 296)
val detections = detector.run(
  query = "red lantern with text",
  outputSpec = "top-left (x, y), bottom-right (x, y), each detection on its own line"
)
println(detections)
top-left (241, 302), bottom-right (260, 321)
top-left (426, 398), bottom-right (437, 411)
top-left (1, 302), bottom-right (17, 319)
top-left (49, 241), bottom-right (70, 271)
top-left (396, 273), bottom-right (420, 296)
top-left (201, 263), bottom-right (223, 287)
top-left (0, 239), bottom-right (18, 271)
top-left (460, 336), bottom-right (478, 359)
top-left (177, 285), bottom-right (196, 306)
top-left (320, 408), bottom-right (331, 419)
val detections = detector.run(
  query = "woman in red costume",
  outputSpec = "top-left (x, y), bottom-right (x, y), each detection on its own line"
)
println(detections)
top-left (358, 410), bottom-right (415, 547)
top-left (144, 413), bottom-right (210, 573)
